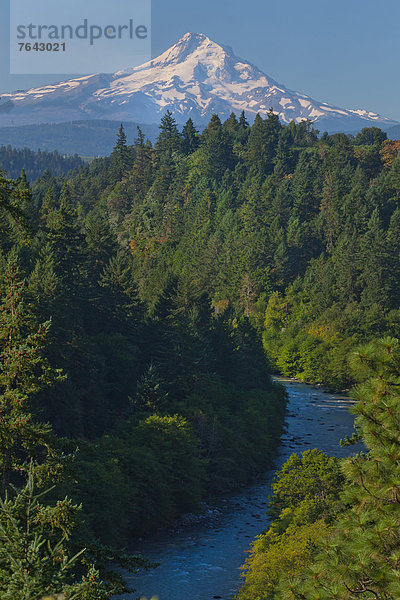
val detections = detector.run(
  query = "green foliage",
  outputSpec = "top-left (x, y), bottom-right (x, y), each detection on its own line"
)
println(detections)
top-left (132, 363), bottom-right (169, 414)
top-left (0, 145), bottom-right (83, 181)
top-left (291, 338), bottom-right (400, 600)
top-left (182, 118), bottom-right (199, 154)
top-left (240, 339), bottom-right (400, 600)
top-left (70, 414), bottom-right (204, 541)
top-left (3, 116), bottom-right (396, 577)
top-left (237, 449), bottom-right (344, 600)
top-left (156, 111), bottom-right (182, 155)
top-left (0, 253), bottom-right (66, 490)
top-left (355, 126), bottom-right (387, 146)
top-left (0, 472), bottom-right (109, 600)
top-left (238, 519), bottom-right (330, 600)
top-left (109, 124), bottom-right (134, 182)
top-left (268, 449), bottom-right (345, 521)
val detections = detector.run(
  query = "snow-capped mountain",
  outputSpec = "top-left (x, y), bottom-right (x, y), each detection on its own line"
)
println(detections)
top-left (0, 33), bottom-right (397, 132)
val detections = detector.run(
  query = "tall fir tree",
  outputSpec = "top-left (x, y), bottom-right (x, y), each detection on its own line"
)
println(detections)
top-left (109, 123), bottom-right (134, 182)
top-left (182, 118), bottom-right (199, 154)
top-left (156, 110), bottom-right (182, 155)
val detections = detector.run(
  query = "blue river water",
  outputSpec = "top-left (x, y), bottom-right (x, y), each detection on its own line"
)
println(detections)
top-left (126, 378), bottom-right (358, 600)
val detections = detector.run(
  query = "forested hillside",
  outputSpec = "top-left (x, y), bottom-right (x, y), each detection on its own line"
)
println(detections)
top-left (2, 109), bottom-right (400, 596)
top-left (0, 145), bottom-right (83, 180)
top-left (0, 120), bottom-right (159, 157)
top-left (52, 112), bottom-right (400, 390)
top-left (0, 116), bottom-right (288, 553)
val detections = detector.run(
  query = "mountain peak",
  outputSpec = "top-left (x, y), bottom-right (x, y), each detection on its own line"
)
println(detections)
top-left (149, 32), bottom-right (227, 68)
top-left (179, 32), bottom-right (212, 45)
top-left (0, 33), bottom-right (397, 131)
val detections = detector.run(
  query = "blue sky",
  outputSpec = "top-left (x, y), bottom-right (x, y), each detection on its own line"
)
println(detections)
top-left (1, 0), bottom-right (400, 121)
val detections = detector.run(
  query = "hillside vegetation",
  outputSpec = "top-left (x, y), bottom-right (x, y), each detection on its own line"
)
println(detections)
top-left (0, 144), bottom-right (83, 180)
top-left (57, 113), bottom-right (400, 390)
top-left (238, 338), bottom-right (400, 600)
top-left (1, 110), bottom-right (400, 597)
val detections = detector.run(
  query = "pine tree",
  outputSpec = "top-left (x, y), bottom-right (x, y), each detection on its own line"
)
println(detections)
top-left (0, 174), bottom-right (29, 250)
top-left (274, 127), bottom-right (294, 178)
top-left (16, 169), bottom-right (30, 196)
top-left (182, 118), bottom-right (199, 154)
top-left (198, 114), bottom-right (235, 180)
top-left (237, 111), bottom-right (251, 145)
top-left (130, 127), bottom-right (153, 201)
top-left (239, 111), bottom-right (249, 129)
top-left (291, 151), bottom-right (318, 221)
top-left (156, 110), bottom-right (182, 155)
top-left (386, 208), bottom-right (400, 306)
top-left (46, 185), bottom-right (87, 324)
top-left (223, 112), bottom-right (240, 136)
top-left (359, 208), bottom-right (391, 309)
top-left (0, 470), bottom-right (109, 599)
top-left (99, 249), bottom-right (143, 330)
top-left (39, 188), bottom-right (57, 225)
top-left (320, 172), bottom-right (339, 253)
top-left (85, 210), bottom-right (117, 274)
top-left (109, 123), bottom-right (134, 182)
top-left (0, 253), bottom-right (65, 492)
top-left (246, 113), bottom-right (279, 177)
top-left (289, 338), bottom-right (400, 599)
top-left (207, 114), bottom-right (223, 132)
top-left (27, 242), bottom-right (59, 320)
top-left (131, 363), bottom-right (169, 414)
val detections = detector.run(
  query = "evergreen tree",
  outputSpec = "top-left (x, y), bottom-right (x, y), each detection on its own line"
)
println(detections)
top-left (182, 118), bottom-right (199, 154)
top-left (27, 243), bottom-right (59, 321)
top-left (239, 111), bottom-right (249, 129)
top-left (386, 207), bottom-right (400, 305)
top-left (291, 151), bottom-right (318, 221)
top-left (156, 110), bottom-right (182, 155)
top-left (291, 338), bottom-right (400, 600)
top-left (0, 254), bottom-right (65, 492)
top-left (99, 250), bottom-right (143, 331)
top-left (0, 174), bottom-right (29, 249)
top-left (85, 209), bottom-right (117, 275)
top-left (0, 471), bottom-right (109, 599)
top-left (0, 146), bottom-right (83, 182)
top-left (359, 208), bottom-right (391, 309)
top-left (237, 111), bottom-right (251, 145)
top-left (131, 363), bottom-right (169, 414)
top-left (198, 114), bottom-right (235, 179)
top-left (130, 127), bottom-right (153, 201)
top-left (223, 112), bottom-right (240, 137)
top-left (46, 185), bottom-right (87, 320)
top-left (109, 124), bottom-right (134, 182)
top-left (273, 127), bottom-right (294, 178)
top-left (246, 112), bottom-right (279, 177)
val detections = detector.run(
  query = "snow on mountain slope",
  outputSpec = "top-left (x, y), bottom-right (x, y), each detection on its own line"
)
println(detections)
top-left (0, 33), bottom-right (397, 131)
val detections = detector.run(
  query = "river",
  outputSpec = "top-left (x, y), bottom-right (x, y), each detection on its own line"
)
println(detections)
top-left (126, 378), bottom-right (359, 600)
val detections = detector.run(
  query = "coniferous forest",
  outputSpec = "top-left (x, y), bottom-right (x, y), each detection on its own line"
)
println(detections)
top-left (0, 145), bottom-right (83, 181)
top-left (1, 110), bottom-right (400, 597)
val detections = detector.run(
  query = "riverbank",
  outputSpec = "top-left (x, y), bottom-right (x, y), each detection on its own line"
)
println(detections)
top-left (125, 379), bottom-right (358, 600)
top-left (273, 373), bottom-right (351, 395)
top-left (140, 376), bottom-right (350, 542)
